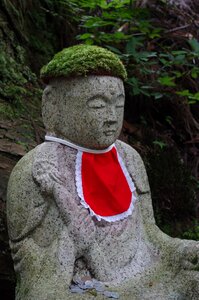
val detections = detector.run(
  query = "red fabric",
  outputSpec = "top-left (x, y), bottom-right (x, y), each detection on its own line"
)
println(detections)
top-left (81, 147), bottom-right (132, 217)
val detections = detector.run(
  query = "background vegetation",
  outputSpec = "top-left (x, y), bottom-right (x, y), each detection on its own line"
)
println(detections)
top-left (0, 0), bottom-right (199, 297)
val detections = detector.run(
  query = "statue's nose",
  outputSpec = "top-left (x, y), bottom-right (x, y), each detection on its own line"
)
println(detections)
top-left (106, 106), bottom-right (117, 124)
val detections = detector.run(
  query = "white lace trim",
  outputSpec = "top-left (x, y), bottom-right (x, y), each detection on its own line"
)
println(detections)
top-left (75, 147), bottom-right (137, 222)
top-left (45, 135), bottom-right (114, 154)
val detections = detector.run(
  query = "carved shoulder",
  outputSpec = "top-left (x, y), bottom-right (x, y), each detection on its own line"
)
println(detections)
top-left (7, 147), bottom-right (48, 241)
top-left (116, 140), bottom-right (150, 194)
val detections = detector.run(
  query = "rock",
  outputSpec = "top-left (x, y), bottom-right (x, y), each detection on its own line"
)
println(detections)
top-left (84, 280), bottom-right (94, 289)
top-left (103, 291), bottom-right (120, 299)
top-left (69, 285), bottom-right (85, 294)
top-left (0, 139), bottom-right (26, 156)
top-left (93, 280), bottom-right (105, 292)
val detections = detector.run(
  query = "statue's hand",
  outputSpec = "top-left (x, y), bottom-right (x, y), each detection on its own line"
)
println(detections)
top-left (68, 205), bottom-right (96, 248)
top-left (170, 240), bottom-right (199, 271)
top-left (145, 224), bottom-right (199, 272)
top-left (179, 241), bottom-right (199, 271)
top-left (52, 182), bottom-right (96, 248)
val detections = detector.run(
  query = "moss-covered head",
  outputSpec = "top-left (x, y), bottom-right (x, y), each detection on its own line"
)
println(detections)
top-left (40, 44), bottom-right (127, 83)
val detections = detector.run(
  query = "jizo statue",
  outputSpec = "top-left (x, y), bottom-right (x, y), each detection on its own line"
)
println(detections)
top-left (7, 45), bottom-right (199, 300)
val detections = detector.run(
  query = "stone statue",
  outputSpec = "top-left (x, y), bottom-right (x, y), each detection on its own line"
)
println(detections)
top-left (7, 45), bottom-right (199, 300)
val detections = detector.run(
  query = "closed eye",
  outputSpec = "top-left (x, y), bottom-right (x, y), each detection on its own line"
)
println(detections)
top-left (87, 98), bottom-right (106, 109)
top-left (116, 96), bottom-right (124, 108)
top-left (116, 102), bottom-right (124, 108)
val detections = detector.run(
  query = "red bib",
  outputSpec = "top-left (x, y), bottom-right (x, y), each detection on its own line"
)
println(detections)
top-left (76, 146), bottom-right (136, 222)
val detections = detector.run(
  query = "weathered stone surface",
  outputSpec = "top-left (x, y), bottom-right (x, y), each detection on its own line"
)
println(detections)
top-left (42, 76), bottom-right (125, 149)
top-left (0, 114), bottom-right (44, 298)
top-left (7, 75), bottom-right (199, 300)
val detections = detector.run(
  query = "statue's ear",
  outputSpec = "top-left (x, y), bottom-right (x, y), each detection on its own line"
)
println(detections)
top-left (42, 85), bottom-right (59, 133)
top-left (42, 85), bottom-right (56, 102)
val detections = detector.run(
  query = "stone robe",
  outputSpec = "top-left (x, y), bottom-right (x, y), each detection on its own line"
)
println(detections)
top-left (7, 140), bottom-right (199, 300)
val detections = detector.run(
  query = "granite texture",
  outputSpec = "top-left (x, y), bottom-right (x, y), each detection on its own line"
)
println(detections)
top-left (42, 76), bottom-right (125, 149)
top-left (7, 76), bottom-right (199, 299)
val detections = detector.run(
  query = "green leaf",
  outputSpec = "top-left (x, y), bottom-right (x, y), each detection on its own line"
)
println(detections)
top-left (172, 50), bottom-right (187, 55)
top-left (172, 71), bottom-right (183, 78)
top-left (127, 77), bottom-right (142, 96)
top-left (84, 39), bottom-right (94, 45)
top-left (174, 55), bottom-right (185, 62)
top-left (148, 28), bottom-right (162, 39)
top-left (176, 90), bottom-right (199, 104)
top-left (78, 33), bottom-right (93, 40)
top-left (158, 76), bottom-right (176, 87)
top-left (126, 37), bottom-right (144, 55)
top-left (113, 32), bottom-right (129, 39)
top-left (153, 140), bottom-right (167, 149)
top-left (192, 92), bottom-right (199, 100)
top-left (82, 17), bottom-right (115, 28)
top-left (188, 39), bottom-right (199, 54)
top-left (105, 46), bottom-right (122, 55)
top-left (176, 90), bottom-right (191, 96)
top-left (191, 67), bottom-right (199, 79)
top-left (154, 93), bottom-right (163, 99)
top-left (98, 0), bottom-right (108, 9)
top-left (188, 100), bottom-right (197, 104)
top-left (165, 115), bottom-right (173, 125)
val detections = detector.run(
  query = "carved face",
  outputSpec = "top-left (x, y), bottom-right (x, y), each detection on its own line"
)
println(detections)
top-left (43, 76), bottom-right (125, 149)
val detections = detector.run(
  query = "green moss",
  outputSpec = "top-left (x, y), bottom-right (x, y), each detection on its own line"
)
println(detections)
top-left (0, 102), bottom-right (15, 119)
top-left (40, 44), bottom-right (127, 82)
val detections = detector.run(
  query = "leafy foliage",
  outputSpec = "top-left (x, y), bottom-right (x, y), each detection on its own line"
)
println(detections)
top-left (75, 0), bottom-right (199, 105)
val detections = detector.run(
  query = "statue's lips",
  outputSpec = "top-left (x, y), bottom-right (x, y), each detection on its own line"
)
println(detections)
top-left (103, 129), bottom-right (117, 136)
